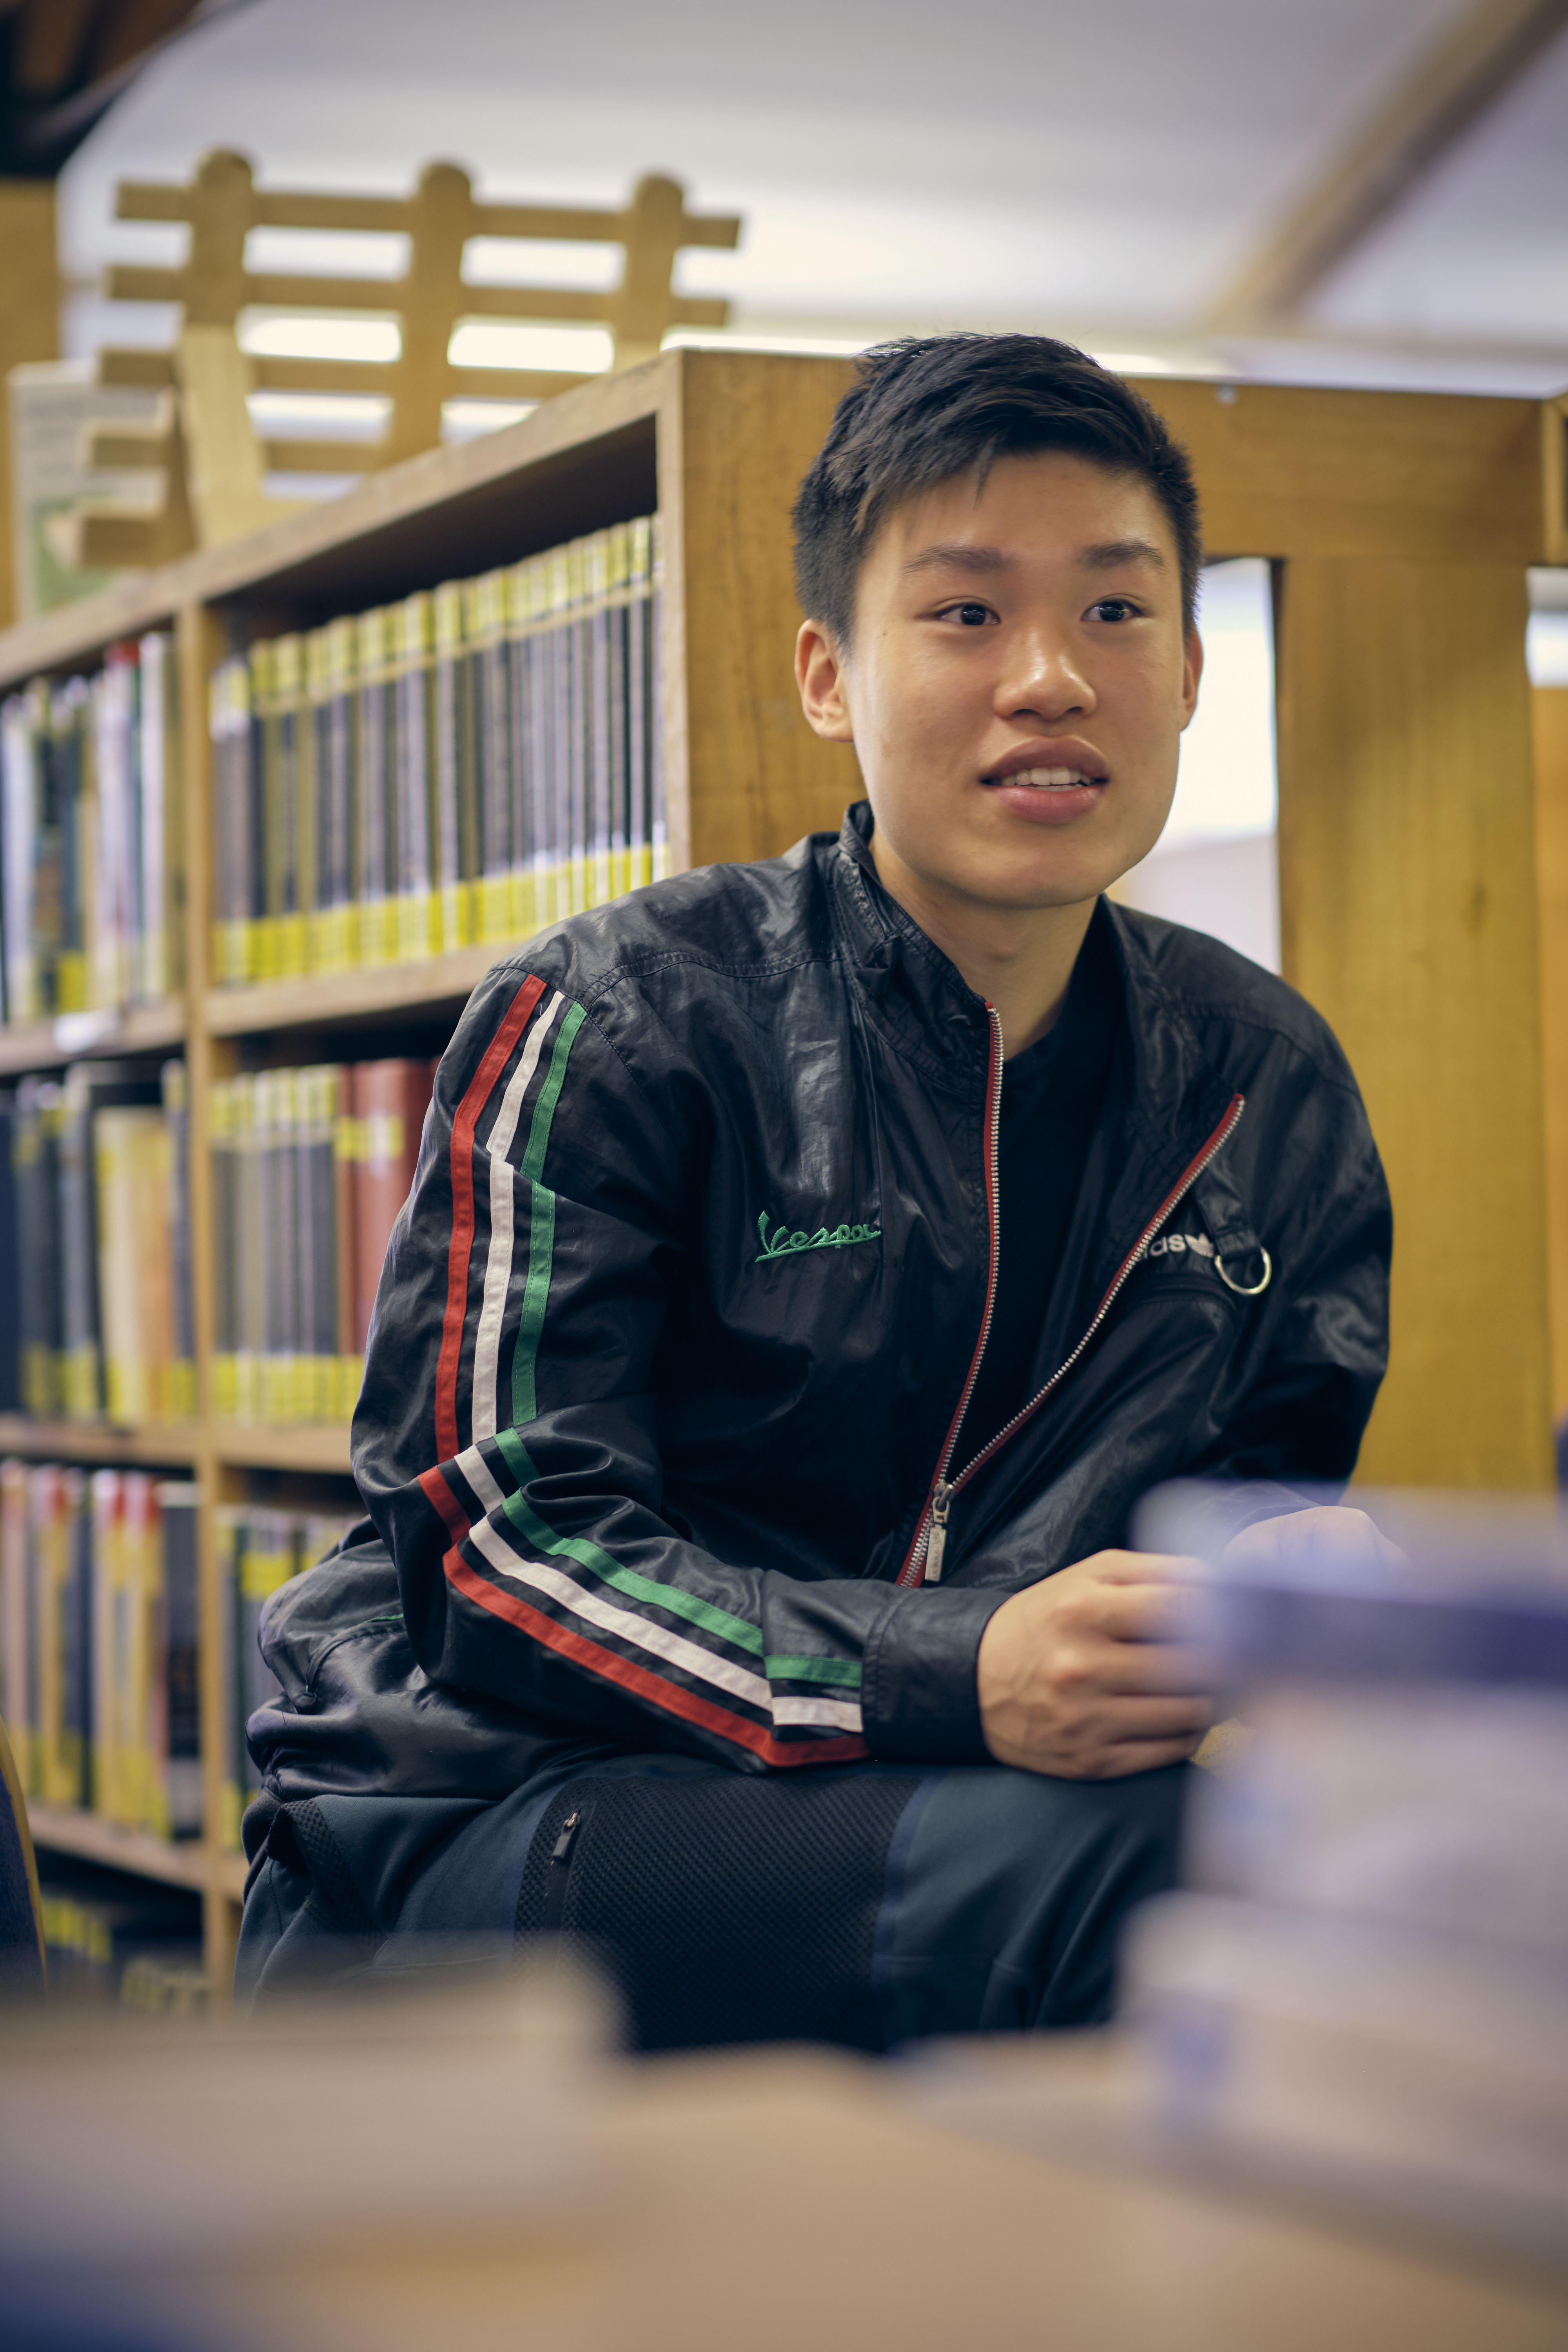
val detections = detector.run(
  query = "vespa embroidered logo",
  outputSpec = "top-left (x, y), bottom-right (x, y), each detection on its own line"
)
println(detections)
top-left (755, 1209), bottom-right (882, 1264)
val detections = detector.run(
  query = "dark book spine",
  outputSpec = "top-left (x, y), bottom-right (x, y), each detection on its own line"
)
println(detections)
top-left (607, 524), bottom-right (630, 901)
top-left (627, 518), bottom-right (650, 891)
top-left (161, 1060), bottom-right (196, 1418)
top-left (0, 1091), bottom-right (20, 1413)
top-left (57, 1067), bottom-right (102, 1419)
top-left (158, 1480), bottom-right (202, 1836)
top-left (650, 514), bottom-right (666, 880)
top-left (62, 1466), bottom-right (91, 1808)
top-left (589, 532), bottom-right (612, 908)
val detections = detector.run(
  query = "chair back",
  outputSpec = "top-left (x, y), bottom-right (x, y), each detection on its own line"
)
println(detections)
top-left (0, 1714), bottom-right (46, 1996)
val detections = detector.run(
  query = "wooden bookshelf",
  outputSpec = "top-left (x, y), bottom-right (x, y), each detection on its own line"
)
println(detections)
top-left (0, 1414), bottom-right (200, 1465)
top-left (0, 998), bottom-right (185, 1079)
top-left (0, 349), bottom-right (1559, 1996)
top-left (28, 1803), bottom-right (212, 1892)
top-left (205, 944), bottom-right (499, 1038)
top-left (29, 1802), bottom-right (248, 1904)
top-left (214, 1422), bottom-right (354, 1474)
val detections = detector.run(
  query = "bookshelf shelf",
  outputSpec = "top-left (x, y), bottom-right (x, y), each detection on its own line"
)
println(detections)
top-left (0, 1414), bottom-right (200, 1465)
top-left (205, 944), bottom-right (499, 1039)
top-left (0, 1000), bottom-right (185, 1078)
top-left (214, 1422), bottom-right (354, 1475)
top-left (29, 1803), bottom-right (212, 1892)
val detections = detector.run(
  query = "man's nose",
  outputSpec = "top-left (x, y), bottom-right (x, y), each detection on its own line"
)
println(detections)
top-left (997, 627), bottom-right (1094, 723)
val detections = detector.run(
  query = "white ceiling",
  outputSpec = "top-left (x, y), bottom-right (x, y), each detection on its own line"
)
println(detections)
top-left (54, 0), bottom-right (1568, 394)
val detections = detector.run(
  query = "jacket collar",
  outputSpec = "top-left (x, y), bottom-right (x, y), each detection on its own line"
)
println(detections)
top-left (827, 801), bottom-right (1240, 1205)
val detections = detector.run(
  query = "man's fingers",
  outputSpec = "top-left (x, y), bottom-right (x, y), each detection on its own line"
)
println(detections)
top-left (1064, 1692), bottom-right (1215, 1744)
top-left (1082, 1548), bottom-right (1204, 1586)
top-left (1094, 1582), bottom-right (1205, 1645)
top-left (1080, 1735), bottom-right (1207, 1779)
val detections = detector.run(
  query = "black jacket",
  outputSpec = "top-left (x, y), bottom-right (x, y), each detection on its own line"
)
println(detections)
top-left (251, 806), bottom-right (1389, 1807)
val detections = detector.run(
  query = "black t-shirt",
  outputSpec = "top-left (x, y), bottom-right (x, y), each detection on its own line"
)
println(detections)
top-left (959, 917), bottom-right (1122, 1461)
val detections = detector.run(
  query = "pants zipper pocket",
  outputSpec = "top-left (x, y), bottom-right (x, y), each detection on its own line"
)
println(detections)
top-left (538, 1800), bottom-right (588, 1936)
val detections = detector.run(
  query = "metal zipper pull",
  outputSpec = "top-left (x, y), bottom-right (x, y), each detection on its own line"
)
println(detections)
top-left (924, 1482), bottom-right (954, 1584)
top-left (550, 1809), bottom-right (581, 1864)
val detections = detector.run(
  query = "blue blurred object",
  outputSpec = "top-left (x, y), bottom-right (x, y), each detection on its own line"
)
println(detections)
top-left (1136, 1482), bottom-right (1568, 1686)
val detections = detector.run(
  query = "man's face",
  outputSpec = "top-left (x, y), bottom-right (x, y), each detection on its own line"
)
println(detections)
top-left (797, 450), bottom-right (1202, 915)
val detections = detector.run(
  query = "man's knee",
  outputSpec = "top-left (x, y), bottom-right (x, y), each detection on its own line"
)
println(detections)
top-left (878, 1760), bottom-right (1191, 2038)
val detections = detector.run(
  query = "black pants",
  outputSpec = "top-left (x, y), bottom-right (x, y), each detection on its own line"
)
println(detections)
top-left (237, 1756), bottom-right (1188, 2049)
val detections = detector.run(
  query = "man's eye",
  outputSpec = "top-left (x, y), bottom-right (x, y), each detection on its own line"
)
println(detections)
top-left (944, 602), bottom-right (994, 626)
top-left (1089, 598), bottom-right (1139, 622)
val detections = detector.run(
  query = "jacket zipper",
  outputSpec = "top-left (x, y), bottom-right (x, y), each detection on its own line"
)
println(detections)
top-left (898, 1088), bottom-right (1247, 1588)
top-left (896, 1006), bottom-right (1005, 1589)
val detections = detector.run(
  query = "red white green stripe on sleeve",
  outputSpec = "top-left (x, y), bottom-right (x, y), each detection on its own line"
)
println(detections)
top-left (422, 973), bottom-right (867, 1768)
top-left (419, 1440), bottom-right (867, 1766)
top-left (435, 973), bottom-right (585, 1460)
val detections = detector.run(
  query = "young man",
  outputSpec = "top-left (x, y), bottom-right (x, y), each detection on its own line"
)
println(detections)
top-left (240, 336), bottom-right (1390, 2043)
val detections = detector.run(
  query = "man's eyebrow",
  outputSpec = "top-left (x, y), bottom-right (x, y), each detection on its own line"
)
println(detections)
top-left (900, 536), bottom-right (1167, 579)
top-left (1078, 537), bottom-right (1165, 571)
top-left (902, 541), bottom-right (1013, 577)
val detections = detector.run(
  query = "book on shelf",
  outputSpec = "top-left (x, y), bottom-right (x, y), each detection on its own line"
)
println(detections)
top-left (207, 515), bottom-right (662, 986)
top-left (0, 631), bottom-right (182, 1028)
top-left (1, 1057), bottom-right (194, 1424)
top-left (214, 1503), bottom-right (358, 1850)
top-left (211, 1053), bottom-right (434, 1424)
top-left (0, 1459), bottom-right (200, 1838)
top-left (34, 1855), bottom-right (202, 2007)
top-left (0, 1088), bottom-right (20, 1414)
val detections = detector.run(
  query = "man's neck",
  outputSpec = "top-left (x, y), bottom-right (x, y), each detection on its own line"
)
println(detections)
top-left (869, 832), bottom-right (1098, 1057)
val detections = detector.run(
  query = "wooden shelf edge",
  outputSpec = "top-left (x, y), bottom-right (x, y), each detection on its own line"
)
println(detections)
top-left (29, 1804), bottom-right (212, 1892)
top-left (214, 1421), bottom-right (354, 1473)
top-left (216, 1851), bottom-right (249, 1902)
top-left (0, 1000), bottom-right (185, 1077)
top-left (206, 942), bottom-right (501, 1035)
top-left (0, 1415), bottom-right (201, 1465)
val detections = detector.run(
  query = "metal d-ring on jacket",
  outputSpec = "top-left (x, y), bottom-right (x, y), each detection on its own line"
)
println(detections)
top-left (251, 802), bottom-right (1390, 1819)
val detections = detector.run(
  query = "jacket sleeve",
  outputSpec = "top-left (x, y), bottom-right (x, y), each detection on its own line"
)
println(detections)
top-left (1191, 1150), bottom-right (1392, 1488)
top-left (352, 964), bottom-right (1001, 1773)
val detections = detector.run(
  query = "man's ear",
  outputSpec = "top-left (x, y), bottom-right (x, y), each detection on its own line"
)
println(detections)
top-left (796, 619), bottom-right (855, 743)
top-left (1178, 625), bottom-right (1204, 730)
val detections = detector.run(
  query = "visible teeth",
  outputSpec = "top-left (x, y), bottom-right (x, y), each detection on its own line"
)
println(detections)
top-left (994, 766), bottom-right (1095, 789)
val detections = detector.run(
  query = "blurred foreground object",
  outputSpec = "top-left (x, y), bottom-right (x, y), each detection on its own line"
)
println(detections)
top-left (6, 361), bottom-right (166, 615)
top-left (65, 150), bottom-right (742, 570)
top-left (4, 1965), bottom-right (1568, 2352)
top-left (914, 1487), bottom-right (1568, 2277)
top-left (0, 4), bottom-right (255, 628)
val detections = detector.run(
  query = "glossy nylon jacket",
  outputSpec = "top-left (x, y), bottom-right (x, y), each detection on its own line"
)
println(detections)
top-left (320, 803), bottom-right (1391, 1788)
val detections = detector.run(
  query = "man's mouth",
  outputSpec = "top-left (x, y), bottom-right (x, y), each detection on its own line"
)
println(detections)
top-left (983, 766), bottom-right (1100, 790)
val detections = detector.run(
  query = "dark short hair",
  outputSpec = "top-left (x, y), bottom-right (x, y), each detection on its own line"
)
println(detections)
top-left (793, 333), bottom-right (1202, 646)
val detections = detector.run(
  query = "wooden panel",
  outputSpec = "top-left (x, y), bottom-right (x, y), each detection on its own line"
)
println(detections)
top-left (665, 350), bottom-right (863, 869)
top-left (176, 599), bottom-right (241, 1994)
top-left (1277, 557), bottom-right (1552, 1488)
top-left (1535, 686), bottom-right (1568, 1428)
top-left (1134, 380), bottom-right (1544, 566)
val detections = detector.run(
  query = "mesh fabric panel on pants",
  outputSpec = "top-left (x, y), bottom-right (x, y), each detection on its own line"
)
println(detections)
top-left (515, 1771), bottom-right (922, 2052)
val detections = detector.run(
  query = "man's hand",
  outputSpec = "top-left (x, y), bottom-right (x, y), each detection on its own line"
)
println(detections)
top-left (976, 1550), bottom-right (1214, 1779)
